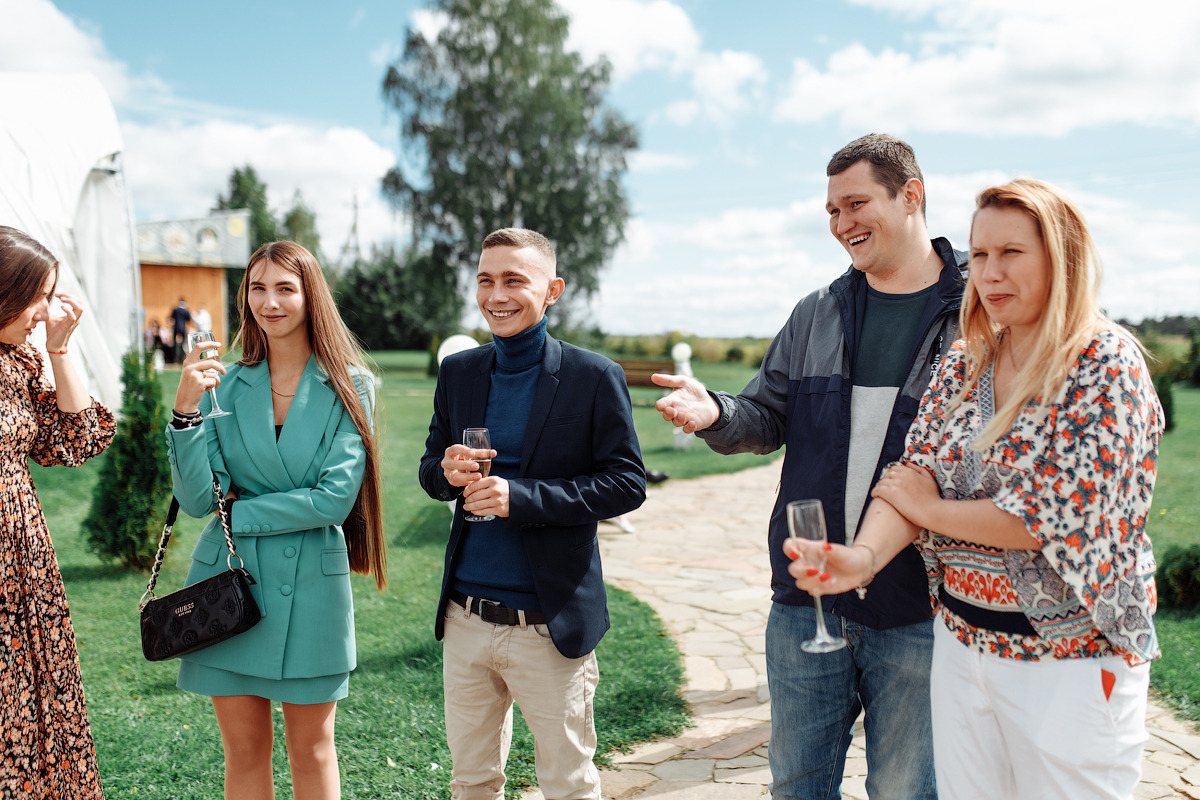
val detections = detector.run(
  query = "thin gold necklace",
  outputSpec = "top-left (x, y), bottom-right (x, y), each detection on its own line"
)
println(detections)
top-left (271, 386), bottom-right (295, 398)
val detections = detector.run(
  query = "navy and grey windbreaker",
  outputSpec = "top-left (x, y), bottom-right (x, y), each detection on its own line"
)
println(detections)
top-left (700, 238), bottom-right (967, 630)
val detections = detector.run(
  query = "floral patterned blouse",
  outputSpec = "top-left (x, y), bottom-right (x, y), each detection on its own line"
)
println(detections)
top-left (902, 329), bottom-right (1162, 664)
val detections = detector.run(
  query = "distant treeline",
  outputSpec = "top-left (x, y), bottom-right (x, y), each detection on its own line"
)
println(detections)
top-left (1118, 315), bottom-right (1200, 338)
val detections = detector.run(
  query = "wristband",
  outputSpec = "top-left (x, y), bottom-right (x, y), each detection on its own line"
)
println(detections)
top-left (46, 349), bottom-right (68, 355)
top-left (170, 409), bottom-right (203, 430)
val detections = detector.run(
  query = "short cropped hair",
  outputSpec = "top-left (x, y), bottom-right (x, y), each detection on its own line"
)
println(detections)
top-left (827, 134), bottom-right (926, 217)
top-left (482, 228), bottom-right (556, 266)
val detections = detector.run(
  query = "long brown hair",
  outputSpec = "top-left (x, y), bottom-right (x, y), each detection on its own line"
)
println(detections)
top-left (235, 241), bottom-right (387, 590)
top-left (0, 226), bottom-right (58, 330)
top-left (952, 179), bottom-right (1114, 449)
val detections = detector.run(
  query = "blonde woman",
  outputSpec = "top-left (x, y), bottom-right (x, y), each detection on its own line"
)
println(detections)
top-left (788, 179), bottom-right (1162, 799)
top-left (168, 241), bottom-right (386, 799)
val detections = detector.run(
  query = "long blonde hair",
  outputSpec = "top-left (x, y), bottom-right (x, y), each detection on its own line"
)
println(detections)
top-left (953, 179), bottom-right (1111, 450)
top-left (236, 241), bottom-right (387, 590)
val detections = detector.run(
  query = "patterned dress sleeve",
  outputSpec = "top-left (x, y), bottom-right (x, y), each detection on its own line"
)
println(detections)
top-left (901, 340), bottom-right (968, 608)
top-left (25, 347), bottom-right (116, 467)
top-left (991, 331), bottom-right (1163, 660)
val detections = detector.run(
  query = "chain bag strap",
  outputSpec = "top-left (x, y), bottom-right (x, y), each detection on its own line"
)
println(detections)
top-left (139, 477), bottom-right (262, 662)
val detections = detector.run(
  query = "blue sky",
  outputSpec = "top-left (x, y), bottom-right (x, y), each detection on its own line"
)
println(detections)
top-left (5, 0), bottom-right (1199, 336)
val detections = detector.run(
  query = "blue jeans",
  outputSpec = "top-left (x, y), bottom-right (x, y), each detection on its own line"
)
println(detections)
top-left (766, 603), bottom-right (937, 800)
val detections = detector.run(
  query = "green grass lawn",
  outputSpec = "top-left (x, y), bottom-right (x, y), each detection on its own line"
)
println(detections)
top-left (40, 352), bottom-right (767, 799)
top-left (40, 356), bottom-right (1200, 798)
top-left (1146, 384), bottom-right (1200, 722)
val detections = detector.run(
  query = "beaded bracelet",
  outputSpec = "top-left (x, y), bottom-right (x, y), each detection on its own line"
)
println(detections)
top-left (171, 409), bottom-right (203, 430)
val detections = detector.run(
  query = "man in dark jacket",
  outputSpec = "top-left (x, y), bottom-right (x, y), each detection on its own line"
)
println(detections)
top-left (420, 227), bottom-right (646, 800)
top-left (654, 134), bottom-right (965, 800)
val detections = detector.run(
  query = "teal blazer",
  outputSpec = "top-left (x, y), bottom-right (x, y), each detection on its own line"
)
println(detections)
top-left (165, 355), bottom-right (373, 681)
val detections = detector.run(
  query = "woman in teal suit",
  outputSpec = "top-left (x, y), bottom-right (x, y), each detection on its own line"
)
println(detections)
top-left (167, 240), bottom-right (386, 800)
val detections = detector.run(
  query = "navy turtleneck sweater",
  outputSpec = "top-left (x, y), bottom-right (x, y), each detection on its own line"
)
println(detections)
top-left (451, 318), bottom-right (545, 610)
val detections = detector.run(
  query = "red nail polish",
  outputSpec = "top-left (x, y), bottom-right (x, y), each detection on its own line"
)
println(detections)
top-left (819, 573), bottom-right (830, 582)
top-left (824, 543), bottom-right (832, 551)
top-left (806, 568), bottom-right (819, 577)
top-left (786, 549), bottom-right (800, 561)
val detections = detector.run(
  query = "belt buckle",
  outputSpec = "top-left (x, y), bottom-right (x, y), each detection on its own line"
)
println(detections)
top-left (477, 597), bottom-right (504, 622)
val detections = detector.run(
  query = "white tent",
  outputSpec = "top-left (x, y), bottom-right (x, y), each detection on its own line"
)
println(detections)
top-left (0, 72), bottom-right (139, 410)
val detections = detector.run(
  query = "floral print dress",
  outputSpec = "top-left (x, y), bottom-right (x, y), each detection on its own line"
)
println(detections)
top-left (902, 329), bottom-right (1162, 665)
top-left (0, 342), bottom-right (116, 799)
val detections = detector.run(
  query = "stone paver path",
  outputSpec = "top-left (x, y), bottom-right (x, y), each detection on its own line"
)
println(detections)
top-left (521, 458), bottom-right (1200, 799)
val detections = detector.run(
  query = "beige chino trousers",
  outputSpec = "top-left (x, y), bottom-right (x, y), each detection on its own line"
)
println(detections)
top-left (443, 599), bottom-right (601, 800)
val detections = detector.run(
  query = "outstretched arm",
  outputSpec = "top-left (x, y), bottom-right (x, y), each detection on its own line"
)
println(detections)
top-left (652, 372), bottom-right (719, 434)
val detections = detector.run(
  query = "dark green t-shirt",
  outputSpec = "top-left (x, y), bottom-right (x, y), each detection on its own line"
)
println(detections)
top-left (854, 284), bottom-right (935, 387)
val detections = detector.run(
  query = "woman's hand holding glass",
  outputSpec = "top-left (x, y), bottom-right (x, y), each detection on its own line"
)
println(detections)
top-left (785, 537), bottom-right (874, 597)
top-left (175, 335), bottom-right (227, 416)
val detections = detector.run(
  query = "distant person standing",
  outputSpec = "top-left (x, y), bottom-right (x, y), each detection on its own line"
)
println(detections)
top-left (193, 304), bottom-right (213, 335)
top-left (169, 298), bottom-right (192, 363)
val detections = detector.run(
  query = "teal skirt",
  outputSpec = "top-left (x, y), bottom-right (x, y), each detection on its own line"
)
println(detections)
top-left (178, 660), bottom-right (349, 705)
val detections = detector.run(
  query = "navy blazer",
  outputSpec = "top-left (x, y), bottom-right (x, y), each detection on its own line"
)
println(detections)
top-left (419, 335), bottom-right (646, 658)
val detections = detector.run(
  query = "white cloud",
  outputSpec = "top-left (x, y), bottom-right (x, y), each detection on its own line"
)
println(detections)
top-left (597, 171), bottom-right (1200, 335)
top-left (664, 100), bottom-right (699, 126)
top-left (596, 199), bottom-right (843, 337)
top-left (122, 121), bottom-right (401, 262)
top-left (559, 0), bottom-right (764, 125)
top-left (559, 0), bottom-right (700, 80)
top-left (689, 50), bottom-right (769, 125)
top-left (2, 0), bottom-right (404, 262)
top-left (629, 151), bottom-right (696, 173)
top-left (0, 0), bottom-right (136, 103)
top-left (409, 7), bottom-right (450, 45)
top-left (775, 0), bottom-right (1200, 135)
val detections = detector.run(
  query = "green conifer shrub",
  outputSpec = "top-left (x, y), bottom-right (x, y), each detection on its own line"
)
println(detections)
top-left (1154, 373), bottom-right (1175, 434)
top-left (1157, 545), bottom-right (1200, 610)
top-left (84, 349), bottom-right (172, 570)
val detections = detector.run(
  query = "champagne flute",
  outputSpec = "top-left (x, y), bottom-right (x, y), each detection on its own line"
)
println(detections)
top-left (787, 500), bottom-right (848, 653)
top-left (187, 330), bottom-right (231, 419)
top-left (462, 428), bottom-right (495, 522)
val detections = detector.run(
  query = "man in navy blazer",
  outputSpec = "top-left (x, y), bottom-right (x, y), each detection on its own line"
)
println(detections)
top-left (420, 227), bottom-right (646, 800)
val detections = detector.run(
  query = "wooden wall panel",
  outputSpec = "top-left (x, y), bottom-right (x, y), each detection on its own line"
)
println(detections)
top-left (140, 263), bottom-right (228, 348)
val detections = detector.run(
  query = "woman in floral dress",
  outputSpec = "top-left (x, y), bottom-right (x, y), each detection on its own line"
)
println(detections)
top-left (0, 227), bottom-right (116, 799)
top-left (788, 180), bottom-right (1162, 799)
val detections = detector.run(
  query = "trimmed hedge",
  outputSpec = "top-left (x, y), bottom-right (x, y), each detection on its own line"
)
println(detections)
top-left (1157, 544), bottom-right (1200, 611)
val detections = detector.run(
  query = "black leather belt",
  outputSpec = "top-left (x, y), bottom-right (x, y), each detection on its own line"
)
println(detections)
top-left (939, 587), bottom-right (1036, 636)
top-left (449, 590), bottom-right (547, 626)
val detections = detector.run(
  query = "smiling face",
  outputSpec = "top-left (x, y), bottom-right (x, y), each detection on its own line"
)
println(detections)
top-left (247, 258), bottom-right (308, 344)
top-left (826, 160), bottom-right (922, 277)
top-left (0, 271), bottom-right (55, 345)
top-left (968, 205), bottom-right (1052, 339)
top-left (476, 245), bottom-right (565, 337)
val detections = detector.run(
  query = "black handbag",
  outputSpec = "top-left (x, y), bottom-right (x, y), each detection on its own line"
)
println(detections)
top-left (139, 479), bottom-right (262, 662)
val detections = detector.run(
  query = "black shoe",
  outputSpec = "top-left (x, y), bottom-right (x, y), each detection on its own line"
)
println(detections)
top-left (646, 470), bottom-right (670, 484)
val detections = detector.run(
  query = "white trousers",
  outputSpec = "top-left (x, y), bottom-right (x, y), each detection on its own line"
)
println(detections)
top-left (931, 616), bottom-right (1150, 800)
top-left (442, 600), bottom-right (601, 800)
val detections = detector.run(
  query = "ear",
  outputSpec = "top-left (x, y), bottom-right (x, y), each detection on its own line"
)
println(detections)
top-left (902, 177), bottom-right (924, 215)
top-left (544, 277), bottom-right (565, 306)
